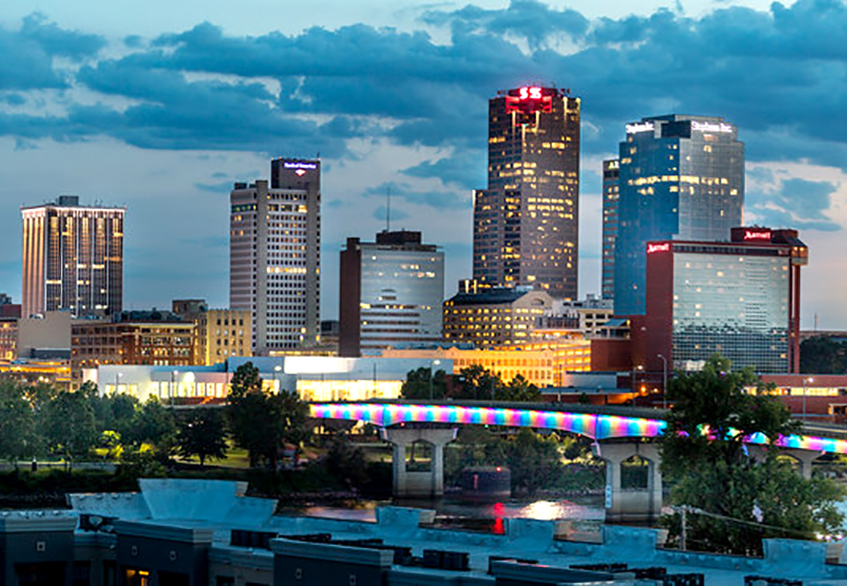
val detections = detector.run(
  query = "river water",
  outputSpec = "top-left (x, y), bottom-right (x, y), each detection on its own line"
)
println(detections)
top-left (283, 495), bottom-right (607, 542)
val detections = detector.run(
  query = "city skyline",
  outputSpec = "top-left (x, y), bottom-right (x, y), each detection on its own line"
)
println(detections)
top-left (1, 1), bottom-right (846, 328)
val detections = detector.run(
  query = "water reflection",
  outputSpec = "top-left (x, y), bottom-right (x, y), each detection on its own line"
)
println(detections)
top-left (282, 495), bottom-right (605, 542)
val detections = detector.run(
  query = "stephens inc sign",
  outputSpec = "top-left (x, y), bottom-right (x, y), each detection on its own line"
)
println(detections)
top-left (691, 120), bottom-right (733, 133)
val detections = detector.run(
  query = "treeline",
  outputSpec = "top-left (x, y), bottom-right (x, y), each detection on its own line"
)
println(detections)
top-left (0, 362), bottom-right (310, 472)
top-left (401, 365), bottom-right (542, 402)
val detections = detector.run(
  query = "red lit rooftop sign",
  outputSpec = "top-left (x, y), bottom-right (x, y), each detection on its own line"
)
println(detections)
top-left (647, 242), bottom-right (670, 254)
top-left (506, 86), bottom-right (553, 114)
top-left (743, 229), bottom-right (771, 242)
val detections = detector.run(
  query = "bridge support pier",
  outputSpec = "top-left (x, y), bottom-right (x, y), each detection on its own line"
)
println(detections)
top-left (594, 442), bottom-right (663, 524)
top-left (784, 448), bottom-right (821, 480)
top-left (381, 427), bottom-right (458, 498)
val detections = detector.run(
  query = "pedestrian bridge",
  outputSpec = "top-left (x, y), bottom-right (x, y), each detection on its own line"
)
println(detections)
top-left (309, 401), bottom-right (847, 455)
top-left (311, 401), bottom-right (847, 522)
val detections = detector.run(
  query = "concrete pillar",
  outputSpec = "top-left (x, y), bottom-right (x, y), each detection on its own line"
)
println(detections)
top-left (594, 441), bottom-right (663, 524)
top-left (785, 449), bottom-right (821, 480)
top-left (381, 427), bottom-right (458, 498)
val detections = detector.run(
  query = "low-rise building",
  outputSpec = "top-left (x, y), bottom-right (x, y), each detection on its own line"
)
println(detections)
top-left (71, 310), bottom-right (196, 387)
top-left (173, 299), bottom-right (252, 364)
top-left (443, 287), bottom-right (553, 349)
top-left (382, 342), bottom-right (591, 388)
top-left (87, 355), bottom-right (452, 403)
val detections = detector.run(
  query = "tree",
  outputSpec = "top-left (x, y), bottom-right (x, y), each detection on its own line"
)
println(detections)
top-left (0, 380), bottom-right (40, 465)
top-left (175, 408), bottom-right (228, 467)
top-left (127, 397), bottom-right (177, 455)
top-left (43, 389), bottom-right (98, 467)
top-left (661, 355), bottom-right (844, 555)
top-left (324, 435), bottom-right (369, 489)
top-left (400, 367), bottom-right (448, 400)
top-left (505, 429), bottom-right (564, 495)
top-left (500, 374), bottom-right (541, 402)
top-left (451, 365), bottom-right (505, 401)
top-left (800, 336), bottom-right (847, 374)
top-left (227, 362), bottom-right (311, 468)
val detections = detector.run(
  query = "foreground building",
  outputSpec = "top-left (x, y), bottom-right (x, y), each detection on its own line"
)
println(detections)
top-left (636, 227), bottom-right (807, 375)
top-left (473, 86), bottom-right (581, 298)
top-left (614, 115), bottom-right (744, 315)
top-left (340, 230), bottom-right (444, 356)
top-left (230, 158), bottom-right (321, 354)
top-left (5, 478), bottom-right (847, 586)
top-left (21, 195), bottom-right (125, 318)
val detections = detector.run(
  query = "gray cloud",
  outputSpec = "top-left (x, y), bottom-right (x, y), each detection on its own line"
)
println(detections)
top-left (0, 2), bottom-right (847, 226)
top-left (747, 177), bottom-right (841, 232)
top-left (362, 181), bottom-right (469, 209)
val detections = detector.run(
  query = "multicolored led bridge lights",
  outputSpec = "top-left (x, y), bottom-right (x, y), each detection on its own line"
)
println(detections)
top-left (309, 402), bottom-right (847, 456)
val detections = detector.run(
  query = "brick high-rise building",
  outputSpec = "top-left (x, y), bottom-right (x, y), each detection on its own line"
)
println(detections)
top-left (21, 195), bottom-right (124, 318)
top-left (473, 86), bottom-right (581, 299)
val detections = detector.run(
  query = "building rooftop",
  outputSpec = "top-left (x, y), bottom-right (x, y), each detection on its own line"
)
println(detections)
top-left (446, 287), bottom-right (543, 306)
top-left (56, 479), bottom-right (847, 586)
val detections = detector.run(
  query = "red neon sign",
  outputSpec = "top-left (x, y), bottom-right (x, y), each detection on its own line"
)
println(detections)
top-left (743, 229), bottom-right (771, 241)
top-left (647, 242), bottom-right (670, 254)
top-left (506, 86), bottom-right (553, 114)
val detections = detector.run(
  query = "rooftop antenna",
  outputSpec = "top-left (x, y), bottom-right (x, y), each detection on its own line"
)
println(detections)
top-left (386, 186), bottom-right (391, 233)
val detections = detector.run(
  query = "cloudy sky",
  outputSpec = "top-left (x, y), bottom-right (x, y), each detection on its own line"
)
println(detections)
top-left (1, 0), bottom-right (846, 328)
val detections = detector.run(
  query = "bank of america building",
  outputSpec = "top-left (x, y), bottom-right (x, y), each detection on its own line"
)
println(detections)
top-left (614, 115), bottom-right (744, 315)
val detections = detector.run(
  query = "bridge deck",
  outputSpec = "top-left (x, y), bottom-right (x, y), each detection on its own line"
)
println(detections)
top-left (310, 401), bottom-right (847, 455)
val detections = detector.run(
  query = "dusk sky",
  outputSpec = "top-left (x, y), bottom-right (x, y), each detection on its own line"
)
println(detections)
top-left (1, 0), bottom-right (846, 328)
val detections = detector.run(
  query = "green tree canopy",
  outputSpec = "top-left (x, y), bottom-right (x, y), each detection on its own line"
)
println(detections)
top-left (175, 408), bottom-right (228, 467)
top-left (661, 355), bottom-right (844, 555)
top-left (43, 389), bottom-right (98, 466)
top-left (227, 362), bottom-right (311, 468)
top-left (400, 366), bottom-right (448, 400)
top-left (800, 336), bottom-right (847, 374)
top-left (0, 380), bottom-right (40, 464)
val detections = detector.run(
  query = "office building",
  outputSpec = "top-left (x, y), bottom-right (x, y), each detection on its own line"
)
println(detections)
top-left (473, 86), bottom-right (580, 299)
top-left (89, 356), bottom-right (449, 403)
top-left (71, 310), bottom-right (196, 387)
top-left (382, 342), bottom-right (591, 388)
top-left (614, 115), bottom-right (744, 315)
top-left (339, 230), bottom-right (444, 356)
top-left (636, 227), bottom-right (807, 375)
top-left (601, 159), bottom-right (620, 300)
top-left (230, 158), bottom-right (320, 354)
top-left (172, 299), bottom-right (252, 365)
top-left (21, 195), bottom-right (125, 318)
top-left (443, 287), bottom-right (554, 349)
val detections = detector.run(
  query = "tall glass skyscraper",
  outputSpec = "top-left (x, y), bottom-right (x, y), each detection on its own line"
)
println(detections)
top-left (473, 86), bottom-right (581, 299)
top-left (613, 115), bottom-right (744, 315)
top-left (601, 159), bottom-right (620, 301)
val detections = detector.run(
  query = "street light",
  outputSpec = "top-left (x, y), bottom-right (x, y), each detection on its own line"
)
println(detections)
top-left (274, 365), bottom-right (282, 392)
top-left (429, 359), bottom-right (441, 401)
top-left (803, 376), bottom-right (815, 421)
top-left (631, 365), bottom-right (643, 407)
top-left (171, 370), bottom-right (178, 407)
top-left (657, 354), bottom-right (668, 409)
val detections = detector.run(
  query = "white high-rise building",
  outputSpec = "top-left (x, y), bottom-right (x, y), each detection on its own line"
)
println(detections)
top-left (230, 159), bottom-right (321, 354)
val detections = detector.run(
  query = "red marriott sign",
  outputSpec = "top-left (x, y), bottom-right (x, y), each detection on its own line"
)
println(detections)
top-left (743, 229), bottom-right (771, 241)
top-left (647, 242), bottom-right (670, 254)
